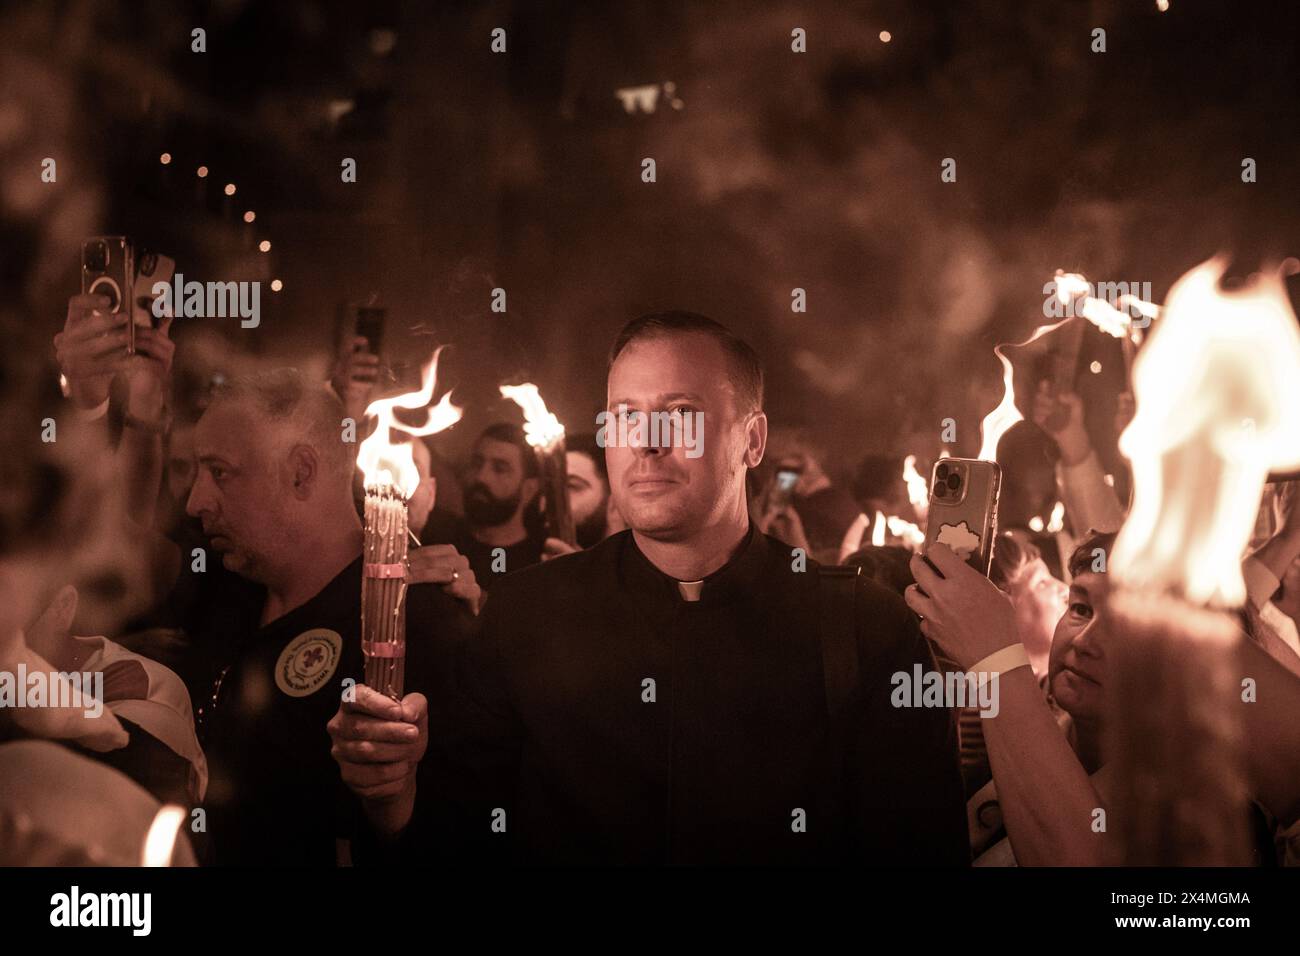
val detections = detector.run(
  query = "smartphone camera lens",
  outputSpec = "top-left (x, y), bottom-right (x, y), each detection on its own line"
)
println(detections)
top-left (934, 484), bottom-right (947, 498)
top-left (936, 463), bottom-right (949, 481)
top-left (947, 474), bottom-right (961, 490)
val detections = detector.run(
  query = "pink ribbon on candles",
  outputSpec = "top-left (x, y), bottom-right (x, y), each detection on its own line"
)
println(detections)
top-left (362, 641), bottom-right (406, 658)
top-left (364, 563), bottom-right (406, 578)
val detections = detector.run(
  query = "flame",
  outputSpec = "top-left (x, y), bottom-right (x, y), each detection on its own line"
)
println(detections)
top-left (886, 514), bottom-right (925, 548)
top-left (1046, 500), bottom-right (1066, 534)
top-left (357, 347), bottom-right (462, 496)
top-left (1031, 500), bottom-right (1066, 534)
top-left (143, 804), bottom-right (187, 866)
top-left (978, 317), bottom-right (1073, 460)
top-left (1054, 270), bottom-right (1159, 340)
top-left (902, 454), bottom-right (929, 520)
top-left (871, 510), bottom-right (887, 547)
top-left (1111, 258), bottom-right (1300, 606)
top-left (499, 383), bottom-right (565, 448)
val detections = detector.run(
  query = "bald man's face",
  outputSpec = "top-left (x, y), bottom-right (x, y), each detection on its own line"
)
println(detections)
top-left (186, 400), bottom-right (300, 582)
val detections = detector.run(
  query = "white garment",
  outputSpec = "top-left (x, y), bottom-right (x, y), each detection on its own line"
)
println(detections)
top-left (0, 628), bottom-right (207, 802)
top-left (1241, 555), bottom-right (1300, 662)
top-left (72, 633), bottom-right (208, 801)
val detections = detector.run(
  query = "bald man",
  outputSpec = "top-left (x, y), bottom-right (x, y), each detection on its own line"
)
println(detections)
top-left (179, 369), bottom-right (471, 865)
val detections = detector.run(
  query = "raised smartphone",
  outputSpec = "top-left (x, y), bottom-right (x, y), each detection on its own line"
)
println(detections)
top-left (923, 457), bottom-right (1002, 575)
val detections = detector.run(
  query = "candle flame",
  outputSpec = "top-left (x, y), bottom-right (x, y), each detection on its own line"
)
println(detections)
top-left (1111, 258), bottom-right (1300, 606)
top-left (1046, 499), bottom-right (1066, 534)
top-left (142, 804), bottom-right (187, 867)
top-left (1053, 270), bottom-right (1159, 340)
top-left (978, 317), bottom-right (1073, 461)
top-left (500, 383), bottom-right (565, 448)
top-left (902, 454), bottom-right (929, 521)
top-left (872, 510), bottom-right (887, 547)
top-left (886, 514), bottom-right (925, 548)
top-left (357, 346), bottom-right (462, 497)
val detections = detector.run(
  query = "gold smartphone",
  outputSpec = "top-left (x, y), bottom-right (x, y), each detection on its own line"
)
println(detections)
top-left (923, 457), bottom-right (1002, 575)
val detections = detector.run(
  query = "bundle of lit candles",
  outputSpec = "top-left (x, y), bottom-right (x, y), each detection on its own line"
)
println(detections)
top-left (362, 482), bottom-right (410, 699)
top-left (1107, 258), bottom-right (1300, 864)
top-left (357, 347), bottom-right (462, 699)
top-left (501, 383), bottom-right (576, 546)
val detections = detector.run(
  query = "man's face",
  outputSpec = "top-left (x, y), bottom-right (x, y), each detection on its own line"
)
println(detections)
top-left (464, 437), bottom-right (534, 528)
top-left (606, 334), bottom-right (763, 541)
top-left (186, 400), bottom-right (296, 581)
top-left (1048, 570), bottom-right (1112, 721)
top-left (567, 450), bottom-right (609, 548)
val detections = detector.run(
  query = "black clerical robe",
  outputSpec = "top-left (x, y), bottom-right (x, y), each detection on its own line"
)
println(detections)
top-left (406, 525), bottom-right (968, 865)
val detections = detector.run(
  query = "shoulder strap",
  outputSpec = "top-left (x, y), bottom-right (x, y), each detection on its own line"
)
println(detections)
top-left (817, 565), bottom-right (861, 723)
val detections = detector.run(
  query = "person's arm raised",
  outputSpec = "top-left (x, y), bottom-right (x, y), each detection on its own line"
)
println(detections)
top-left (906, 544), bottom-right (1109, 865)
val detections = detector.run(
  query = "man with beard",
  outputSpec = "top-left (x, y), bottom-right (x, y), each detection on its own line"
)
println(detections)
top-left (422, 423), bottom-right (545, 588)
top-left (331, 311), bottom-right (968, 865)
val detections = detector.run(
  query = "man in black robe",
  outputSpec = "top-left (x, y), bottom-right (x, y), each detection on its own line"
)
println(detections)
top-left (332, 312), bottom-right (968, 864)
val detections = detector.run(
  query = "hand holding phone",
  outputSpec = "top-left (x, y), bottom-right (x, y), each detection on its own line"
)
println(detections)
top-left (769, 467), bottom-right (800, 510)
top-left (355, 306), bottom-right (386, 357)
top-left (332, 332), bottom-right (382, 421)
top-left (55, 294), bottom-right (130, 410)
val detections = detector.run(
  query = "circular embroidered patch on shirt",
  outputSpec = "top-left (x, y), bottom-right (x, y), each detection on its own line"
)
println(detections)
top-left (274, 629), bottom-right (343, 698)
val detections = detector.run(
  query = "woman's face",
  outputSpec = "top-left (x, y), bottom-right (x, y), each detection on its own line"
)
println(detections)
top-left (1048, 570), bottom-right (1112, 721)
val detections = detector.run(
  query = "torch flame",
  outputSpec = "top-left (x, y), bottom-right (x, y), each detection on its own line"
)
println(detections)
top-left (1054, 270), bottom-right (1159, 340)
top-left (142, 804), bottom-right (186, 867)
top-left (1111, 258), bottom-right (1300, 606)
top-left (499, 383), bottom-right (566, 449)
top-left (886, 514), bottom-right (925, 548)
top-left (357, 346), bottom-right (463, 497)
top-left (872, 510), bottom-right (887, 547)
top-left (977, 317), bottom-right (1073, 461)
top-left (902, 454), bottom-right (929, 520)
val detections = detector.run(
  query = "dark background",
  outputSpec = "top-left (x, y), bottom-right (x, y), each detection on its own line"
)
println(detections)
top-left (4, 0), bottom-right (1299, 477)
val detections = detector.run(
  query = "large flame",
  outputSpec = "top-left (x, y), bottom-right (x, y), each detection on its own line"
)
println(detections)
top-left (978, 317), bottom-right (1073, 461)
top-left (499, 383), bottom-right (565, 448)
top-left (356, 346), bottom-right (462, 497)
top-left (1111, 258), bottom-right (1300, 606)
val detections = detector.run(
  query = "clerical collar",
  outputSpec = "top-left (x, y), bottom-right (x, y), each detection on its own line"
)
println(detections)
top-left (621, 523), bottom-right (768, 606)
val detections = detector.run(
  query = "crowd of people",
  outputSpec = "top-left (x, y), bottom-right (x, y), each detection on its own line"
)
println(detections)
top-left (2, 284), bottom-right (1300, 867)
